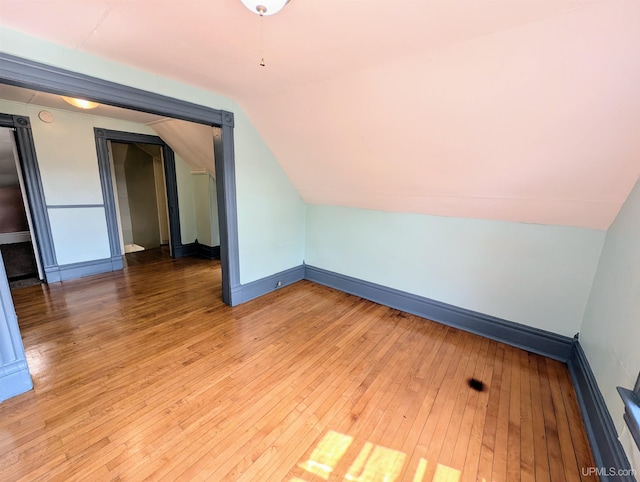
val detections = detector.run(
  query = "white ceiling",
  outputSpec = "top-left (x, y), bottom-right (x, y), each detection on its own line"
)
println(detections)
top-left (1, 0), bottom-right (639, 229)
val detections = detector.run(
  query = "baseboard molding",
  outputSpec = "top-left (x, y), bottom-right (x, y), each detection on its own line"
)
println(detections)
top-left (196, 243), bottom-right (220, 260)
top-left (231, 265), bottom-right (305, 305)
top-left (568, 342), bottom-right (634, 481)
top-left (304, 265), bottom-right (574, 362)
top-left (45, 256), bottom-right (123, 283)
top-left (0, 231), bottom-right (31, 245)
top-left (0, 358), bottom-right (33, 403)
top-left (173, 243), bottom-right (197, 258)
top-left (173, 242), bottom-right (220, 260)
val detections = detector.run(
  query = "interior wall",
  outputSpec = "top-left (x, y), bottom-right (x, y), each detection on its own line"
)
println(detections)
top-left (233, 110), bottom-right (306, 283)
top-left (209, 174), bottom-right (220, 247)
top-left (193, 172), bottom-right (212, 247)
top-left (175, 154), bottom-right (197, 245)
top-left (152, 156), bottom-right (169, 245)
top-left (305, 204), bottom-right (605, 337)
top-left (124, 145), bottom-right (161, 249)
top-left (0, 98), bottom-right (205, 263)
top-left (0, 27), bottom-right (307, 283)
top-left (0, 100), bottom-right (158, 264)
top-left (580, 176), bottom-right (640, 464)
top-left (111, 143), bottom-right (133, 246)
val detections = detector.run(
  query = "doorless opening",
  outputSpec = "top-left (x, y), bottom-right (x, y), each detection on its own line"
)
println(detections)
top-left (0, 52), bottom-right (240, 305)
top-left (94, 129), bottom-right (183, 264)
top-left (0, 126), bottom-right (43, 288)
top-left (109, 141), bottom-right (170, 256)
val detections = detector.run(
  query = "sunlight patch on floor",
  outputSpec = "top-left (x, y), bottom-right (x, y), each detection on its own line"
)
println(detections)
top-left (294, 430), bottom-right (464, 482)
top-left (298, 430), bottom-right (354, 479)
top-left (433, 463), bottom-right (461, 482)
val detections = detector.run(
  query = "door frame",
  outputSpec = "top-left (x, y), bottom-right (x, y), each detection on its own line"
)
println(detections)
top-left (94, 129), bottom-right (184, 261)
top-left (0, 52), bottom-right (239, 305)
top-left (0, 114), bottom-right (56, 281)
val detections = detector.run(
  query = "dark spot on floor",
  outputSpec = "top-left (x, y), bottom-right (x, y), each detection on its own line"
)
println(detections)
top-left (468, 378), bottom-right (486, 392)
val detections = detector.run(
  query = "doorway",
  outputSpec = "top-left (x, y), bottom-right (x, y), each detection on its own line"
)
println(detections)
top-left (1, 52), bottom-right (240, 305)
top-left (0, 127), bottom-right (43, 289)
top-left (94, 128), bottom-right (187, 266)
top-left (110, 141), bottom-right (170, 257)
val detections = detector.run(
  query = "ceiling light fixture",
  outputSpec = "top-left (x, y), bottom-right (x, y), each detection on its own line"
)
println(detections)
top-left (241, 0), bottom-right (289, 16)
top-left (61, 96), bottom-right (99, 110)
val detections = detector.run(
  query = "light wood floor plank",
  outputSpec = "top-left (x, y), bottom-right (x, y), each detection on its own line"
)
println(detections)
top-left (530, 353), bottom-right (552, 482)
top-left (461, 340), bottom-right (497, 482)
top-left (477, 343), bottom-right (505, 481)
top-left (538, 355), bottom-right (567, 482)
top-left (519, 350), bottom-right (535, 482)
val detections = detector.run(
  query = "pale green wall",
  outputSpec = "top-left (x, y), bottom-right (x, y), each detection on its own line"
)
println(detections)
top-left (234, 110), bottom-right (305, 282)
top-left (581, 177), bottom-right (640, 456)
top-left (0, 99), bottom-right (203, 262)
top-left (0, 27), bottom-right (306, 283)
top-left (48, 208), bottom-right (111, 265)
top-left (0, 100), bottom-right (157, 264)
top-left (190, 172), bottom-right (220, 248)
top-left (123, 145), bottom-right (161, 249)
top-left (209, 174), bottom-right (220, 247)
top-left (305, 205), bottom-right (605, 337)
top-left (193, 172), bottom-right (212, 246)
top-left (174, 155), bottom-right (197, 245)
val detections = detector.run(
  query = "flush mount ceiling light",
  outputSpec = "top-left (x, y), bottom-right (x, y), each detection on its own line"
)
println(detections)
top-left (61, 96), bottom-right (99, 110)
top-left (241, 0), bottom-right (290, 16)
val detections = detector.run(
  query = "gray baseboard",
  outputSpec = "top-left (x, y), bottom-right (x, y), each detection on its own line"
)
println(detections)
top-left (173, 242), bottom-right (220, 260)
top-left (304, 265), bottom-right (574, 362)
top-left (231, 265), bottom-right (305, 305)
top-left (197, 244), bottom-right (221, 260)
top-left (173, 243), bottom-right (197, 258)
top-left (568, 342), bottom-right (635, 481)
top-left (45, 256), bottom-right (123, 283)
top-left (0, 358), bottom-right (33, 403)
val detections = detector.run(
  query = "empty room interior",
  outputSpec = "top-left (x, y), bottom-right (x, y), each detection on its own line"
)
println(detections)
top-left (1, 1), bottom-right (640, 481)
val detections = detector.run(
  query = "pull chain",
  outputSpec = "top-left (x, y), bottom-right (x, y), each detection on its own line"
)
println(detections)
top-left (259, 10), bottom-right (266, 67)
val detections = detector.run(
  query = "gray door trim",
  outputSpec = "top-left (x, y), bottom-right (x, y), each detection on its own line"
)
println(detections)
top-left (0, 113), bottom-right (56, 280)
top-left (94, 129), bottom-right (183, 260)
top-left (0, 52), bottom-right (239, 305)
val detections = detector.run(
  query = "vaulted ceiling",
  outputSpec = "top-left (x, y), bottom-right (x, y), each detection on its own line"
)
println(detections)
top-left (1, 0), bottom-right (639, 229)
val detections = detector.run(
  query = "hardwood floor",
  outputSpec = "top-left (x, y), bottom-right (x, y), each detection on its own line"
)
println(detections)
top-left (123, 245), bottom-right (172, 266)
top-left (1, 256), bottom-right (597, 481)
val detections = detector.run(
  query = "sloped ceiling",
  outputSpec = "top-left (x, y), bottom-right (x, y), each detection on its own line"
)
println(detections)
top-left (1, 0), bottom-right (639, 229)
top-left (149, 119), bottom-right (215, 177)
